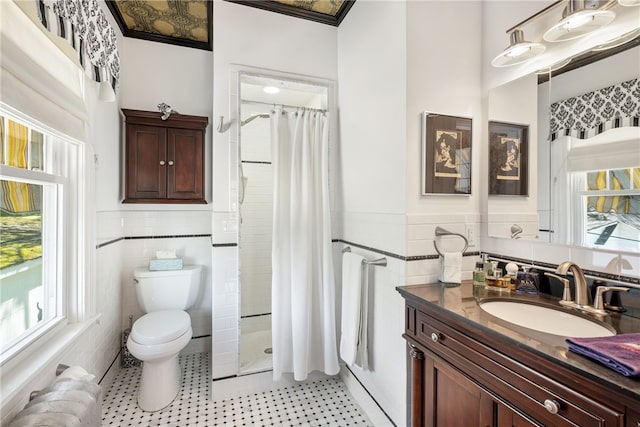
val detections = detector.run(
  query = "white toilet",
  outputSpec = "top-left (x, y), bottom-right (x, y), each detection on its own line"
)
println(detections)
top-left (127, 265), bottom-right (202, 412)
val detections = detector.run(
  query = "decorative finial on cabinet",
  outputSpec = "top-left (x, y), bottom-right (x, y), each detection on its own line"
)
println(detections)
top-left (157, 102), bottom-right (175, 120)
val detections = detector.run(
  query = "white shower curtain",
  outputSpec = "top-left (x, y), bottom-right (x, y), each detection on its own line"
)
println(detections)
top-left (270, 106), bottom-right (339, 381)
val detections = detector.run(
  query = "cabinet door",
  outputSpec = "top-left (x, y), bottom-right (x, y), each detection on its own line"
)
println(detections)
top-left (167, 128), bottom-right (204, 200)
top-left (126, 124), bottom-right (167, 200)
top-left (414, 347), bottom-right (541, 427)
top-left (423, 355), bottom-right (494, 426)
top-left (627, 407), bottom-right (640, 427)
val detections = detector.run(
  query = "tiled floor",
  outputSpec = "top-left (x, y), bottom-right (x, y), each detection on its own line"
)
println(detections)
top-left (102, 352), bottom-right (375, 426)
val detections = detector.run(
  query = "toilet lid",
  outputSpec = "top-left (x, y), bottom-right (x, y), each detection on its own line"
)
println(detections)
top-left (131, 310), bottom-right (191, 345)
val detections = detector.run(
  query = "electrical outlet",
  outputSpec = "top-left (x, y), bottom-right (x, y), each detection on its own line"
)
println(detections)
top-left (466, 225), bottom-right (474, 246)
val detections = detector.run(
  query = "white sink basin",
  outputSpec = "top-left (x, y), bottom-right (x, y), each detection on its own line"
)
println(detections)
top-left (479, 301), bottom-right (615, 338)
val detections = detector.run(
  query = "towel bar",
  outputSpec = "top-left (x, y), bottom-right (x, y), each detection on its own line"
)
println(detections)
top-left (342, 246), bottom-right (387, 267)
top-left (433, 226), bottom-right (469, 256)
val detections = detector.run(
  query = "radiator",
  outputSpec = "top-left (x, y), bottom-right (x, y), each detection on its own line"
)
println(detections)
top-left (7, 364), bottom-right (102, 427)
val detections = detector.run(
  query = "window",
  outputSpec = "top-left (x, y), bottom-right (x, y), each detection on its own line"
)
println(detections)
top-left (575, 167), bottom-right (640, 252)
top-left (0, 107), bottom-right (83, 363)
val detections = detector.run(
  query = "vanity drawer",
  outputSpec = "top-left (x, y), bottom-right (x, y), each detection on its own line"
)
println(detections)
top-left (415, 310), bottom-right (625, 427)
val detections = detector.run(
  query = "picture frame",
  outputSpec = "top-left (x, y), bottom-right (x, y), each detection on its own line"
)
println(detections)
top-left (422, 112), bottom-right (472, 195)
top-left (488, 121), bottom-right (529, 196)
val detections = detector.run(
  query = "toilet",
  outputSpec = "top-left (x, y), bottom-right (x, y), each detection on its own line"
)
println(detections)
top-left (127, 265), bottom-right (202, 412)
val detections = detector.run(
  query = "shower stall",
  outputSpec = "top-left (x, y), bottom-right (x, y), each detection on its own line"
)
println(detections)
top-left (238, 73), bottom-right (328, 375)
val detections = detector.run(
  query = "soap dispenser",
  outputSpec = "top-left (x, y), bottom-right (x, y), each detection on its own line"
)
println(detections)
top-left (473, 262), bottom-right (486, 288)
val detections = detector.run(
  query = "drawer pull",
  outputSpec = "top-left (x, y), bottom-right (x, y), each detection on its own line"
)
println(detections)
top-left (160, 160), bottom-right (166, 166)
top-left (168, 160), bottom-right (174, 166)
top-left (431, 332), bottom-right (441, 342)
top-left (543, 399), bottom-right (560, 414)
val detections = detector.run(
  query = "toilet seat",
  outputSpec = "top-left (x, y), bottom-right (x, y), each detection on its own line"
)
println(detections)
top-left (131, 310), bottom-right (190, 345)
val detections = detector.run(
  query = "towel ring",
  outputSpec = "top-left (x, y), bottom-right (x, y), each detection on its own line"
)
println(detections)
top-left (433, 226), bottom-right (469, 256)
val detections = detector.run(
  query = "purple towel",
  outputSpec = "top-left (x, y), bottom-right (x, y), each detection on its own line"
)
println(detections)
top-left (566, 333), bottom-right (640, 377)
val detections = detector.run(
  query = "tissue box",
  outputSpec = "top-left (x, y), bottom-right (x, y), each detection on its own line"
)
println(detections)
top-left (149, 258), bottom-right (183, 271)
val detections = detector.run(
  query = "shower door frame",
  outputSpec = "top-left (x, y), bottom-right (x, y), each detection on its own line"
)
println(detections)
top-left (232, 65), bottom-right (336, 376)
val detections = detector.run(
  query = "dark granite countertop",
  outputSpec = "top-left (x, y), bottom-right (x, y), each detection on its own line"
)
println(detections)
top-left (396, 281), bottom-right (640, 400)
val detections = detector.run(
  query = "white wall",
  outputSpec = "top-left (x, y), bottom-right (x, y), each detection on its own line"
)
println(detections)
top-left (407, 0), bottom-right (482, 215)
top-left (239, 104), bottom-right (273, 317)
top-left (336, 2), bottom-right (408, 423)
top-left (115, 34), bottom-right (214, 341)
top-left (338, 1), bottom-right (407, 217)
top-left (212, 0), bottom-right (338, 215)
top-left (117, 35), bottom-right (213, 203)
top-left (118, 37), bottom-right (213, 121)
top-left (338, 1), bottom-right (482, 424)
top-left (405, 0), bottom-right (483, 286)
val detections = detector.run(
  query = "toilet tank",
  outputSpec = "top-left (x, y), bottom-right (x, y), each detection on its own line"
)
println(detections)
top-left (133, 265), bottom-right (202, 313)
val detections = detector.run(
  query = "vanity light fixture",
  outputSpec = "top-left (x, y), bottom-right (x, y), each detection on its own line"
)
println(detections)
top-left (263, 86), bottom-right (280, 94)
top-left (591, 28), bottom-right (640, 51)
top-left (543, 0), bottom-right (616, 42)
top-left (491, 29), bottom-right (546, 67)
top-left (535, 58), bottom-right (573, 74)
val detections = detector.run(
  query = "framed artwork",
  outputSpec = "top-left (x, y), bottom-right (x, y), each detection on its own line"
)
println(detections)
top-left (422, 112), bottom-right (472, 195)
top-left (488, 121), bottom-right (529, 196)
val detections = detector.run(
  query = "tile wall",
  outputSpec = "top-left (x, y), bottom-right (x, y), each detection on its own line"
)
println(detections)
top-left (239, 103), bottom-right (273, 318)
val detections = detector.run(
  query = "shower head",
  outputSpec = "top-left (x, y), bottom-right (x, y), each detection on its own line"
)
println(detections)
top-left (241, 113), bottom-right (270, 127)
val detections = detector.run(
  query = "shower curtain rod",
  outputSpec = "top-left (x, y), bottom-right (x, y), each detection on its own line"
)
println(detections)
top-left (241, 99), bottom-right (327, 113)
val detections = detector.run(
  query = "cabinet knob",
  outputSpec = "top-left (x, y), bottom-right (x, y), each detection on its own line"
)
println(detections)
top-left (431, 332), bottom-right (441, 342)
top-left (168, 160), bottom-right (174, 166)
top-left (543, 399), bottom-right (560, 414)
top-left (160, 160), bottom-right (165, 166)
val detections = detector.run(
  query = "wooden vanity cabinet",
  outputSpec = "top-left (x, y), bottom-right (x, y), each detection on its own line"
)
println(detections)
top-left (122, 109), bottom-right (208, 204)
top-left (402, 297), bottom-right (637, 427)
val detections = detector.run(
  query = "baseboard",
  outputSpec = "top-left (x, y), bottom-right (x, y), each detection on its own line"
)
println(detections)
top-left (181, 335), bottom-right (212, 356)
top-left (99, 351), bottom-right (121, 392)
top-left (339, 364), bottom-right (395, 426)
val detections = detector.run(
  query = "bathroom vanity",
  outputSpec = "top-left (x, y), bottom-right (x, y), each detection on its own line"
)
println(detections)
top-left (397, 282), bottom-right (640, 427)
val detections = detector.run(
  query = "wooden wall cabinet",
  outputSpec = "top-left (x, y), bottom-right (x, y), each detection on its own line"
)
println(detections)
top-left (399, 290), bottom-right (638, 427)
top-left (122, 109), bottom-right (208, 204)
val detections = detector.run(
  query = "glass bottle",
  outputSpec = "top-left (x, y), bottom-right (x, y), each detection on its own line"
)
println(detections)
top-left (473, 262), bottom-right (486, 287)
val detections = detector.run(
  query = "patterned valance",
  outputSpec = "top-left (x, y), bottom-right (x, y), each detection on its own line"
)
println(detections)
top-left (35, 0), bottom-right (120, 95)
top-left (550, 78), bottom-right (639, 141)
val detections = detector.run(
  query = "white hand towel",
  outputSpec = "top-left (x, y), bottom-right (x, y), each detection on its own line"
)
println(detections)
top-left (340, 252), bottom-right (366, 366)
top-left (355, 263), bottom-right (369, 371)
top-left (439, 252), bottom-right (462, 284)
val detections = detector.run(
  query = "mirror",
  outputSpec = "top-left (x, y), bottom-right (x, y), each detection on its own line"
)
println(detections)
top-left (487, 73), bottom-right (539, 240)
top-left (487, 41), bottom-right (639, 251)
top-left (485, 0), bottom-right (640, 246)
top-left (539, 44), bottom-right (640, 252)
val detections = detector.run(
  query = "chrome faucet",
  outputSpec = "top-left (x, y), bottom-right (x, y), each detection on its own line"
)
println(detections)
top-left (555, 261), bottom-right (591, 307)
top-left (546, 261), bottom-right (630, 316)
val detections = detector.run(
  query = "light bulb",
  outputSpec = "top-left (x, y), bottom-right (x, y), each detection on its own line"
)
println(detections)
top-left (263, 86), bottom-right (280, 94)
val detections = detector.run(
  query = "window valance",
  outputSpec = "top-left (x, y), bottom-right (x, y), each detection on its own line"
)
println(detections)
top-left (550, 78), bottom-right (639, 141)
top-left (36, 0), bottom-right (120, 95)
